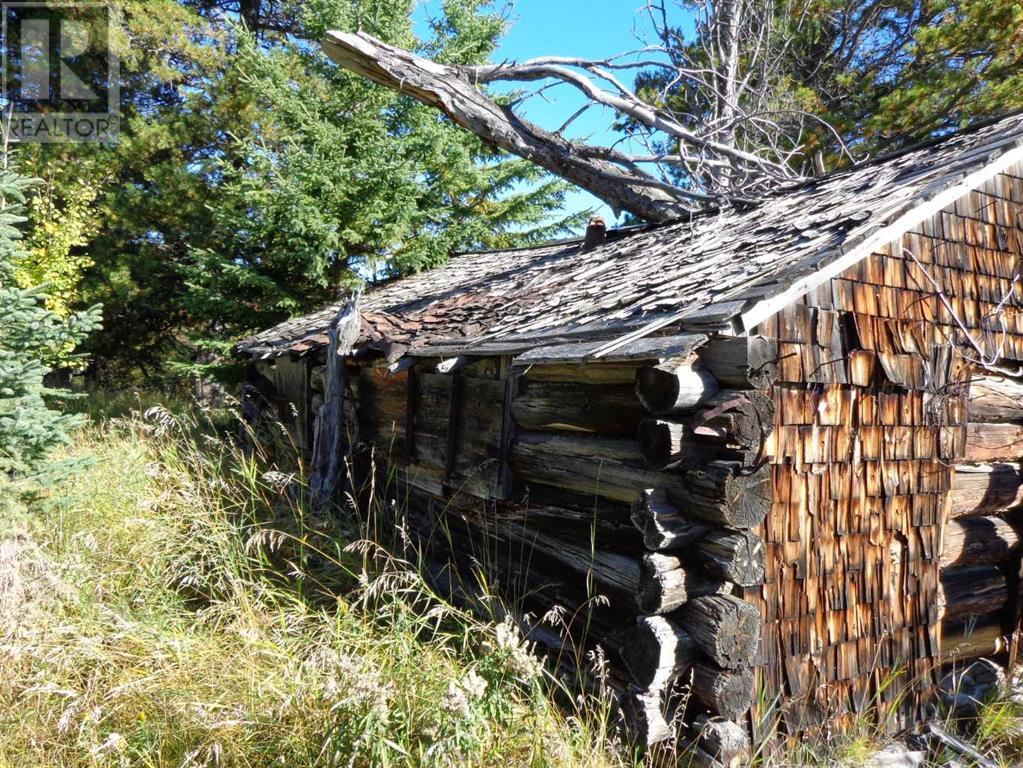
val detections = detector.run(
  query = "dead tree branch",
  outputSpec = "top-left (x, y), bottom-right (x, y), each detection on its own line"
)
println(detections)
top-left (323, 31), bottom-right (695, 222)
top-left (323, 1), bottom-right (848, 221)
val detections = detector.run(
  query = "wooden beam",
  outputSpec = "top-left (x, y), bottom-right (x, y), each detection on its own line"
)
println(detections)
top-left (941, 516), bottom-right (1020, 568)
top-left (403, 364), bottom-right (418, 465)
top-left (951, 463), bottom-right (1023, 517)
top-left (441, 370), bottom-right (464, 496)
top-left (635, 359), bottom-right (721, 414)
top-left (678, 594), bottom-right (760, 669)
top-left (968, 374), bottom-right (1023, 423)
top-left (940, 565), bottom-right (1008, 622)
top-left (514, 332), bottom-right (706, 365)
top-left (496, 357), bottom-right (521, 500)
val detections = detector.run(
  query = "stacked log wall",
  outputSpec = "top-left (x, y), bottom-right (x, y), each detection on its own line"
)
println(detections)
top-left (748, 163), bottom-right (1023, 736)
top-left (503, 344), bottom-right (774, 751)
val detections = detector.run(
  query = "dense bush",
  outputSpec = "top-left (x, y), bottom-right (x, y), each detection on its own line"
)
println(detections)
top-left (0, 154), bottom-right (100, 484)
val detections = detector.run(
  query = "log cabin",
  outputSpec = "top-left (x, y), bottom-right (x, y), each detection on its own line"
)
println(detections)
top-left (238, 113), bottom-right (1023, 760)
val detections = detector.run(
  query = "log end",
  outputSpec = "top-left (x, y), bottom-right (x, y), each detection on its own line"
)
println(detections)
top-left (638, 419), bottom-right (685, 469)
top-left (636, 366), bottom-right (683, 414)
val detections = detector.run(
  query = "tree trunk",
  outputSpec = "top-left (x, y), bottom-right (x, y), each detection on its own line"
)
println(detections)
top-left (322, 31), bottom-right (691, 223)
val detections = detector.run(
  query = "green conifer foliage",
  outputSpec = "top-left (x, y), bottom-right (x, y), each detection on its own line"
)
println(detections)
top-left (0, 149), bottom-right (101, 483)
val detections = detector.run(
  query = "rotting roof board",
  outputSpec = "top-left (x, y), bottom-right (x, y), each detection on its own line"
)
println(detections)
top-left (237, 112), bottom-right (1023, 363)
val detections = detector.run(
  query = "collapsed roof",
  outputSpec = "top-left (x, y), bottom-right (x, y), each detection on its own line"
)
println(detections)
top-left (238, 112), bottom-right (1023, 362)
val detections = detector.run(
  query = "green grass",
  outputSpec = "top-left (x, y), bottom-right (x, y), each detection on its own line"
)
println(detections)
top-left (0, 403), bottom-right (632, 768)
top-left (6, 399), bottom-right (1023, 768)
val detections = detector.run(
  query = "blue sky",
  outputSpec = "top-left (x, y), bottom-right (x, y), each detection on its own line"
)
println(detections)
top-left (413, 0), bottom-right (672, 227)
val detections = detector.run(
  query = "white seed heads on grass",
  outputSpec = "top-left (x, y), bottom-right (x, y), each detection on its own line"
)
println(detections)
top-left (442, 669), bottom-right (487, 720)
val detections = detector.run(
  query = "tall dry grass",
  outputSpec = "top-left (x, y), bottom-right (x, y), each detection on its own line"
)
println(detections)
top-left (6, 395), bottom-right (1023, 767)
top-left (0, 400), bottom-right (634, 768)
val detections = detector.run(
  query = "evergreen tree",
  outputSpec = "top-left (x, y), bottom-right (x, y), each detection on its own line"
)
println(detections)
top-left (0, 146), bottom-right (101, 483)
top-left (19, 0), bottom-right (583, 380)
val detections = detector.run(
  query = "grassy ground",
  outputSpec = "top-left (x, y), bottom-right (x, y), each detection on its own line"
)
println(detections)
top-left (3, 396), bottom-right (1023, 767)
top-left (0, 399), bottom-right (630, 767)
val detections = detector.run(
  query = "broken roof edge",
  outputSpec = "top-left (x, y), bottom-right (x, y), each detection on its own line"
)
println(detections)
top-left (739, 140), bottom-right (1023, 332)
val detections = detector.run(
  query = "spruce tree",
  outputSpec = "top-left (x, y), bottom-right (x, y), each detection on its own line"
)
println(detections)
top-left (0, 147), bottom-right (101, 483)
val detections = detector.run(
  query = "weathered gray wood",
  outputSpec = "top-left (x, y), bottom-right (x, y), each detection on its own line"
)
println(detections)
top-left (678, 594), bottom-right (760, 669)
top-left (692, 530), bottom-right (766, 587)
top-left (691, 663), bottom-right (755, 720)
top-left (512, 382), bottom-right (646, 435)
top-left (697, 335), bottom-right (778, 389)
top-left (322, 31), bottom-right (691, 223)
top-left (403, 364), bottom-right (418, 464)
top-left (510, 432), bottom-right (679, 504)
top-left (413, 508), bottom-right (630, 643)
top-left (501, 501), bottom-right (643, 551)
top-left (620, 615), bottom-right (698, 688)
top-left (637, 553), bottom-right (731, 614)
top-left (941, 516), bottom-right (1020, 568)
top-left (942, 618), bottom-right (1008, 661)
top-left (310, 364), bottom-right (327, 393)
top-left (676, 461), bottom-right (772, 529)
top-left (521, 361), bottom-right (646, 385)
top-left (635, 358), bottom-right (720, 414)
top-left (513, 434), bottom-right (770, 527)
top-left (968, 375), bottom-right (1023, 423)
top-left (623, 685), bottom-right (672, 747)
top-left (685, 715), bottom-right (752, 768)
top-left (630, 489), bottom-right (711, 551)
top-left (309, 298), bottom-right (361, 503)
top-left (639, 553), bottom-right (690, 615)
top-left (951, 463), bottom-right (1023, 517)
top-left (637, 391), bottom-right (773, 469)
top-left (637, 419), bottom-right (688, 468)
top-left (514, 333), bottom-right (706, 365)
top-left (940, 564), bottom-right (1009, 622)
top-left (492, 522), bottom-right (643, 604)
top-left (496, 359), bottom-right (521, 500)
top-left (963, 422), bottom-right (1023, 463)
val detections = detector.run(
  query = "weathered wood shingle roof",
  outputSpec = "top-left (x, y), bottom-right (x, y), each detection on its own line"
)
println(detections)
top-left (238, 112), bottom-right (1023, 361)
